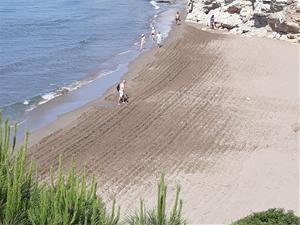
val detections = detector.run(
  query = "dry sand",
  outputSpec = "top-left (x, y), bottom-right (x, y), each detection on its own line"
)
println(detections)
top-left (29, 22), bottom-right (300, 224)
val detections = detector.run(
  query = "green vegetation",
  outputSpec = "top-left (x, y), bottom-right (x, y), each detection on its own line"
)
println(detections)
top-left (0, 114), bottom-right (186, 225)
top-left (126, 174), bottom-right (185, 225)
top-left (231, 208), bottom-right (300, 225)
top-left (3, 112), bottom-right (298, 225)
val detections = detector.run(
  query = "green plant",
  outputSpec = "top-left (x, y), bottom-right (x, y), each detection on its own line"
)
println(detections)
top-left (0, 113), bottom-right (119, 225)
top-left (231, 208), bottom-right (300, 225)
top-left (126, 174), bottom-right (186, 225)
top-left (0, 113), bottom-right (186, 225)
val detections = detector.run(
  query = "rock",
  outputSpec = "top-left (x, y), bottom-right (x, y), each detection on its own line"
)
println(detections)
top-left (214, 11), bottom-right (243, 29)
top-left (226, 4), bottom-right (242, 13)
top-left (280, 34), bottom-right (288, 40)
top-left (239, 24), bottom-right (252, 32)
top-left (291, 123), bottom-right (300, 133)
top-left (224, 0), bottom-right (253, 14)
top-left (269, 10), bottom-right (300, 33)
top-left (187, 10), bottom-right (208, 24)
top-left (279, 21), bottom-right (300, 33)
top-left (253, 12), bottom-right (269, 27)
top-left (187, 0), bottom-right (193, 13)
top-left (225, 0), bottom-right (236, 3)
top-left (240, 6), bottom-right (253, 22)
top-left (297, 2), bottom-right (300, 12)
top-left (203, 0), bottom-right (216, 4)
top-left (268, 11), bottom-right (286, 25)
top-left (185, 0), bottom-right (300, 42)
top-left (203, 2), bottom-right (221, 13)
top-left (155, 0), bottom-right (174, 3)
top-left (287, 33), bottom-right (296, 38)
top-left (272, 31), bottom-right (281, 38)
top-left (270, 0), bottom-right (289, 12)
top-left (249, 27), bottom-right (269, 36)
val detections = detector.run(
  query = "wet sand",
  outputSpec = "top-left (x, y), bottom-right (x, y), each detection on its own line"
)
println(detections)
top-left (29, 21), bottom-right (299, 224)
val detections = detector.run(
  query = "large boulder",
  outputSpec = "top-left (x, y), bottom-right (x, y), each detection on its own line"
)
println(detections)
top-left (277, 21), bottom-right (300, 33)
top-left (270, 0), bottom-right (290, 12)
top-left (187, 0), bottom-right (194, 13)
top-left (185, 0), bottom-right (300, 42)
top-left (224, 0), bottom-right (253, 14)
top-left (186, 9), bottom-right (208, 24)
top-left (214, 11), bottom-right (243, 29)
top-left (240, 6), bottom-right (253, 22)
top-left (253, 11), bottom-right (269, 27)
top-left (267, 10), bottom-right (300, 33)
top-left (268, 10), bottom-right (286, 25)
top-left (203, 2), bottom-right (222, 13)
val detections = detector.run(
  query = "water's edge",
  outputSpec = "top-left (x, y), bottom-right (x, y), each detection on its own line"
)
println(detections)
top-left (12, 1), bottom-right (185, 139)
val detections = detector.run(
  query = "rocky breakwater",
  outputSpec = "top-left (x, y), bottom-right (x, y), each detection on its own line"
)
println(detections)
top-left (186, 0), bottom-right (300, 42)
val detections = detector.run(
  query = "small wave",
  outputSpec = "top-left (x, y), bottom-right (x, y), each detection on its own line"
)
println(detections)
top-left (37, 80), bottom-right (92, 106)
top-left (97, 66), bottom-right (120, 79)
top-left (25, 105), bottom-right (37, 112)
top-left (150, 0), bottom-right (160, 10)
top-left (23, 100), bottom-right (29, 105)
top-left (118, 50), bottom-right (131, 55)
top-left (38, 92), bottom-right (60, 106)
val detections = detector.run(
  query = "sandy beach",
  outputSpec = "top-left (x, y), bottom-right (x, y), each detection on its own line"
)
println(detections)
top-left (29, 20), bottom-right (299, 224)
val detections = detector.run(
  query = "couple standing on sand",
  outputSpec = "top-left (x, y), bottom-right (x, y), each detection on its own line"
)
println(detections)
top-left (151, 27), bottom-right (163, 48)
top-left (141, 11), bottom-right (181, 50)
top-left (140, 28), bottom-right (163, 50)
top-left (117, 80), bottom-right (128, 105)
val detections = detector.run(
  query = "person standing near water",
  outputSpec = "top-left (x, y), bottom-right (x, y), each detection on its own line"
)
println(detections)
top-left (151, 27), bottom-right (156, 42)
top-left (156, 31), bottom-right (163, 48)
top-left (140, 34), bottom-right (146, 51)
top-left (175, 11), bottom-right (181, 25)
top-left (210, 15), bottom-right (215, 29)
top-left (117, 80), bottom-right (126, 105)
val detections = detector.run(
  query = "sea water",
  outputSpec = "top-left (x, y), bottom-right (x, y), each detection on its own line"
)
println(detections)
top-left (0, 0), bottom-right (183, 134)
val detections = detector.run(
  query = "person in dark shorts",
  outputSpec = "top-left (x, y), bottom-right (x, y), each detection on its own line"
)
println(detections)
top-left (210, 15), bottom-right (215, 29)
top-left (175, 11), bottom-right (181, 25)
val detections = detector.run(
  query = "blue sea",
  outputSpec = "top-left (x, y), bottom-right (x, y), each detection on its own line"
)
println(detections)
top-left (0, 0), bottom-right (182, 133)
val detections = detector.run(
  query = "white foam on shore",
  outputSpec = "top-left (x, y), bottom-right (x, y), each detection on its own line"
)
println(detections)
top-left (30, 67), bottom-right (119, 109)
top-left (150, 0), bottom-right (160, 10)
top-left (39, 92), bottom-right (59, 105)
top-left (97, 66), bottom-right (121, 79)
top-left (117, 50), bottom-right (131, 55)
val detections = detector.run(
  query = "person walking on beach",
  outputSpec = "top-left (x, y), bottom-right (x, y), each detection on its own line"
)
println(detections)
top-left (151, 26), bottom-right (156, 42)
top-left (117, 80), bottom-right (126, 105)
top-left (175, 11), bottom-right (181, 25)
top-left (210, 15), bottom-right (216, 29)
top-left (140, 34), bottom-right (146, 51)
top-left (156, 31), bottom-right (163, 48)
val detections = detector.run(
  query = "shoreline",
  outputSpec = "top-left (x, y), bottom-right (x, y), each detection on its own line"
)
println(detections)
top-left (10, 1), bottom-right (184, 144)
top-left (28, 5), bottom-right (187, 146)
top-left (29, 11), bottom-right (299, 225)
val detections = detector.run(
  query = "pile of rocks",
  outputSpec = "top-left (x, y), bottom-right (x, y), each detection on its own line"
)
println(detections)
top-left (186, 0), bottom-right (300, 42)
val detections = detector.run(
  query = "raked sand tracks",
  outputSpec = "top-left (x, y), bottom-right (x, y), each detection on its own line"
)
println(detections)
top-left (29, 23), bottom-right (299, 224)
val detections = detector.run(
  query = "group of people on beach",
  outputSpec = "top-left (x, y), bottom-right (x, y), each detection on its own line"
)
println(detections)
top-left (140, 29), bottom-right (163, 51)
top-left (140, 12), bottom-right (181, 51)
top-left (117, 12), bottom-right (182, 105)
top-left (117, 80), bottom-right (128, 105)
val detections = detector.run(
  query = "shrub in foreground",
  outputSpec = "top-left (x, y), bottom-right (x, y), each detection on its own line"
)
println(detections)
top-left (0, 114), bottom-right (186, 225)
top-left (231, 208), bottom-right (300, 225)
top-left (126, 174), bottom-right (186, 225)
top-left (0, 114), bottom-right (119, 225)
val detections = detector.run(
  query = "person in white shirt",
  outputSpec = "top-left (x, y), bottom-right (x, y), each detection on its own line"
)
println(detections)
top-left (140, 34), bottom-right (146, 51)
top-left (156, 31), bottom-right (163, 48)
top-left (151, 27), bottom-right (156, 42)
top-left (118, 80), bottom-right (126, 105)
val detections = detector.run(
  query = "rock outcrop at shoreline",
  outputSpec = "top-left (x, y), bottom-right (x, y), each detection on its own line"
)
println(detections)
top-left (186, 0), bottom-right (300, 42)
